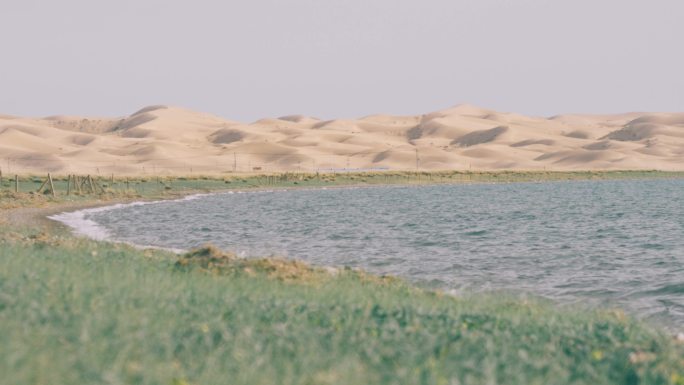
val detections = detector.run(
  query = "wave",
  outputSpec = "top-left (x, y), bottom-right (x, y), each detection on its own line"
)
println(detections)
top-left (48, 192), bottom-right (219, 247)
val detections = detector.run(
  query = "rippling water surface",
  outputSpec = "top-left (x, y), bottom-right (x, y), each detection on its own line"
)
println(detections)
top-left (85, 180), bottom-right (684, 325)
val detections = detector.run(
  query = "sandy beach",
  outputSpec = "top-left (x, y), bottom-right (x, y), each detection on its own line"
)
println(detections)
top-left (2, 104), bottom-right (683, 175)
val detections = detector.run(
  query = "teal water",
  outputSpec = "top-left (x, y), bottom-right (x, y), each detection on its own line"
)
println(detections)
top-left (84, 180), bottom-right (684, 325)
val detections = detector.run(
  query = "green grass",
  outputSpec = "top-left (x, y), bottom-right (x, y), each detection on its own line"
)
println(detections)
top-left (1, 229), bottom-right (683, 385)
top-left (2, 170), bottom-right (684, 195)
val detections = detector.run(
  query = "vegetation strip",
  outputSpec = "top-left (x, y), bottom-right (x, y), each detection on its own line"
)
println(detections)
top-left (3, 169), bottom-right (684, 210)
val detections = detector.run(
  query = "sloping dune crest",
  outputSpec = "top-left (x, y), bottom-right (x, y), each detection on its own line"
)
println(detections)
top-left (0, 105), bottom-right (683, 174)
top-left (452, 126), bottom-right (509, 147)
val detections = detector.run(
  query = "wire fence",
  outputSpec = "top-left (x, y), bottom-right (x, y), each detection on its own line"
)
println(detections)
top-left (0, 173), bottom-right (237, 196)
top-left (0, 169), bottom-right (463, 197)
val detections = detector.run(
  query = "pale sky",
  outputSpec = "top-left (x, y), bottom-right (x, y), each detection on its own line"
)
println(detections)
top-left (1, 0), bottom-right (682, 121)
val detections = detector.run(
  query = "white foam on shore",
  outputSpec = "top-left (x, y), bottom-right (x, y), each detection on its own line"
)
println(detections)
top-left (49, 207), bottom-right (111, 241)
top-left (48, 192), bottom-right (217, 247)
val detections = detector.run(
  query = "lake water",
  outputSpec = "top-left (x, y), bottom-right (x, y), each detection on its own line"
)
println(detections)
top-left (76, 180), bottom-right (684, 326)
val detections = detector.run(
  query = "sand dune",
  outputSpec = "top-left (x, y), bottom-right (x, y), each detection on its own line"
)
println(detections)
top-left (0, 104), bottom-right (683, 175)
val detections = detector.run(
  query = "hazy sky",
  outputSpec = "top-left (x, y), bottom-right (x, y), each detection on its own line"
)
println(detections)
top-left (1, 0), bottom-right (682, 121)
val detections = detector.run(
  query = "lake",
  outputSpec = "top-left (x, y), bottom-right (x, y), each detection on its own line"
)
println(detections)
top-left (66, 179), bottom-right (684, 326)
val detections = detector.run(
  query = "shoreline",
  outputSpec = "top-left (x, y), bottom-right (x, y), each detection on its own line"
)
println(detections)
top-left (10, 171), bottom-right (684, 266)
top-left (35, 176), bottom-right (684, 330)
top-left (6, 172), bottom-right (684, 315)
top-left (41, 170), bottom-right (684, 247)
top-left (10, 169), bottom-right (684, 233)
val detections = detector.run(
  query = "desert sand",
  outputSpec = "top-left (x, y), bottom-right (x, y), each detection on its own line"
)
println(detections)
top-left (1, 104), bottom-right (683, 175)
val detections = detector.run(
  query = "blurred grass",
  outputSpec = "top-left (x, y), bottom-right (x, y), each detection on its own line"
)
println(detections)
top-left (1, 226), bottom-right (683, 385)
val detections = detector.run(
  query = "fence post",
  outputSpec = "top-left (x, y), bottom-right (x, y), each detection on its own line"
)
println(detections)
top-left (15, 175), bottom-right (18, 193)
top-left (37, 176), bottom-right (49, 193)
top-left (87, 175), bottom-right (96, 194)
top-left (48, 173), bottom-right (56, 197)
top-left (91, 176), bottom-right (105, 194)
top-left (67, 175), bottom-right (71, 196)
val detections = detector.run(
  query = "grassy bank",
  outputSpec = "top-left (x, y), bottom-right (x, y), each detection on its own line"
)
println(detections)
top-left (1, 225), bottom-right (684, 385)
top-left (2, 169), bottom-right (684, 209)
top-left (2, 171), bottom-right (684, 384)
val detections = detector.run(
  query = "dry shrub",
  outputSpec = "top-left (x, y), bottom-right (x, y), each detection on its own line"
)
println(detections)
top-left (176, 244), bottom-right (323, 283)
top-left (176, 244), bottom-right (237, 269)
top-left (176, 244), bottom-right (403, 286)
top-left (0, 191), bottom-right (52, 209)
